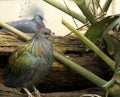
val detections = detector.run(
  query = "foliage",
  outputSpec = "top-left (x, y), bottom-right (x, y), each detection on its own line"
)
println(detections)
top-left (43, 0), bottom-right (120, 96)
top-left (85, 15), bottom-right (120, 55)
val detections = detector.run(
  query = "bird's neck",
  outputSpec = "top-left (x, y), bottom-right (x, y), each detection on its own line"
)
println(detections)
top-left (34, 16), bottom-right (43, 24)
top-left (29, 38), bottom-right (51, 57)
top-left (36, 23), bottom-right (45, 29)
top-left (33, 16), bottom-right (45, 29)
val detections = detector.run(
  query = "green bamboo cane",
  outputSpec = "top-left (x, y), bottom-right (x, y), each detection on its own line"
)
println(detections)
top-left (0, 22), bottom-right (31, 41)
top-left (54, 52), bottom-right (107, 87)
top-left (43, 0), bottom-right (86, 23)
top-left (62, 19), bottom-right (115, 70)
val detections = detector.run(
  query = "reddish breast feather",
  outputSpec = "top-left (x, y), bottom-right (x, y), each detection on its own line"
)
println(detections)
top-left (36, 23), bottom-right (45, 29)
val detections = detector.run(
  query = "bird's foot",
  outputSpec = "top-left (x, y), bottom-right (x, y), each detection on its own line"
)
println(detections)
top-left (28, 94), bottom-right (34, 97)
top-left (33, 86), bottom-right (44, 97)
top-left (23, 87), bottom-right (34, 97)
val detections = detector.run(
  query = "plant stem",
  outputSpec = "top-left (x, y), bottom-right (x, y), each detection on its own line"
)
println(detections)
top-left (102, 0), bottom-right (113, 13)
top-left (74, 0), bottom-right (97, 24)
top-left (0, 22), bottom-right (31, 41)
top-left (62, 19), bottom-right (115, 70)
top-left (54, 52), bottom-right (106, 87)
top-left (43, 0), bottom-right (86, 23)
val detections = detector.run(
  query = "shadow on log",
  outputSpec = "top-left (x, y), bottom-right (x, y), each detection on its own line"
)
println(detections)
top-left (0, 32), bottom-right (111, 96)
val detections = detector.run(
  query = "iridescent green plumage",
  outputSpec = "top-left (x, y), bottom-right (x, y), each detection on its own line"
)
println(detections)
top-left (3, 28), bottom-right (53, 96)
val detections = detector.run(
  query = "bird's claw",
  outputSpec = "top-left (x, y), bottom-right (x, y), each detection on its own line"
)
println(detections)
top-left (34, 92), bottom-right (42, 97)
top-left (23, 88), bottom-right (34, 97)
top-left (33, 86), bottom-right (43, 97)
top-left (28, 93), bottom-right (34, 97)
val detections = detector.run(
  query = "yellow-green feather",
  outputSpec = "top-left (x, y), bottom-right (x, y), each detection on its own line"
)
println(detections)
top-left (9, 43), bottom-right (31, 73)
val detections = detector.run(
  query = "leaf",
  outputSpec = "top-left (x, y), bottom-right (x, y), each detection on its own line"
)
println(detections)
top-left (85, 15), bottom-right (119, 43)
top-left (102, 15), bottom-right (120, 38)
top-left (115, 71), bottom-right (120, 83)
top-left (104, 34), bottom-right (115, 55)
top-left (85, 15), bottom-right (120, 53)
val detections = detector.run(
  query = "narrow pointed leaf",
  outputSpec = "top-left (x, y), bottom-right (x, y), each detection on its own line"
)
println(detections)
top-left (102, 15), bottom-right (120, 38)
top-left (85, 15), bottom-right (120, 51)
top-left (104, 34), bottom-right (115, 55)
top-left (85, 15), bottom-right (119, 43)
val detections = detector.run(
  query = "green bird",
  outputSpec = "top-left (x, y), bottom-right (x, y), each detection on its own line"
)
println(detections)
top-left (3, 28), bottom-right (53, 97)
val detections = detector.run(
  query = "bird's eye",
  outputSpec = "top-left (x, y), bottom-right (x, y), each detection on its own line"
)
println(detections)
top-left (39, 16), bottom-right (44, 20)
top-left (44, 32), bottom-right (49, 35)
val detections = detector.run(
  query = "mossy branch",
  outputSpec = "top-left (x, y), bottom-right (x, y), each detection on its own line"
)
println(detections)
top-left (62, 19), bottom-right (115, 70)
top-left (43, 0), bottom-right (86, 24)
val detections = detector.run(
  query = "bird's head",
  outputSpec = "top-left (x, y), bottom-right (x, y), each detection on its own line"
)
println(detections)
top-left (32, 8), bottom-right (45, 27)
top-left (34, 9), bottom-right (44, 20)
top-left (34, 14), bottom-right (44, 25)
top-left (34, 28), bottom-right (51, 39)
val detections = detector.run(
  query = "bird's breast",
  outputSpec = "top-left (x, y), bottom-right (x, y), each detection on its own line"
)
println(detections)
top-left (36, 23), bottom-right (45, 30)
top-left (30, 39), bottom-right (53, 62)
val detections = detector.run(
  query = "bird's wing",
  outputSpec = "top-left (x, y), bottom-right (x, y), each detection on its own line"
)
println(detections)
top-left (6, 44), bottom-right (35, 73)
top-left (8, 20), bottom-right (36, 33)
top-left (3, 43), bottom-right (44, 87)
top-left (0, 19), bottom-right (36, 33)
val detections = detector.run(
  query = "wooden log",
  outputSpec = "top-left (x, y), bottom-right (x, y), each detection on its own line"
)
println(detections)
top-left (0, 32), bottom-right (112, 96)
top-left (0, 32), bottom-right (32, 53)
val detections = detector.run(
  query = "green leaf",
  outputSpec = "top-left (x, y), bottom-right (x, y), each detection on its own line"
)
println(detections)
top-left (102, 15), bottom-right (120, 38)
top-left (85, 15), bottom-right (119, 43)
top-left (85, 15), bottom-right (120, 52)
top-left (104, 34), bottom-right (115, 55)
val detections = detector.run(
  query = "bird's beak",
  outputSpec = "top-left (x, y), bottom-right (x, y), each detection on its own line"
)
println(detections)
top-left (47, 32), bottom-right (56, 41)
top-left (39, 16), bottom-right (44, 21)
top-left (50, 32), bottom-right (56, 37)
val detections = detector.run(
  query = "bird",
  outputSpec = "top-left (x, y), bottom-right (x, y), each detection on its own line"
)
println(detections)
top-left (3, 28), bottom-right (53, 97)
top-left (0, 4), bottom-right (45, 33)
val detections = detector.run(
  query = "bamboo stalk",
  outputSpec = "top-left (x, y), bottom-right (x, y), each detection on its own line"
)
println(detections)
top-left (43, 0), bottom-right (86, 24)
top-left (0, 22), bottom-right (31, 41)
top-left (54, 52), bottom-right (107, 87)
top-left (74, 0), bottom-right (97, 24)
top-left (62, 19), bottom-right (115, 70)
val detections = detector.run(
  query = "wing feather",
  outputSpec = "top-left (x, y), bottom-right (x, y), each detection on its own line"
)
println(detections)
top-left (7, 44), bottom-right (31, 73)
